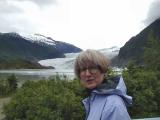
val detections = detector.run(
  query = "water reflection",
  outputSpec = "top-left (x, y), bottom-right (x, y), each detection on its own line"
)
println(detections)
top-left (0, 69), bottom-right (75, 86)
top-left (0, 69), bottom-right (74, 77)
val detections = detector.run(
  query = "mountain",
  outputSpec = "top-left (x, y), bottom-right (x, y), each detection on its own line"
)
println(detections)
top-left (39, 46), bottom-right (120, 70)
top-left (98, 46), bottom-right (119, 60)
top-left (0, 32), bottom-right (82, 69)
top-left (21, 33), bottom-right (82, 54)
top-left (111, 18), bottom-right (160, 67)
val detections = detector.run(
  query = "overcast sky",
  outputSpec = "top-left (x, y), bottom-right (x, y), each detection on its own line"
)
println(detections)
top-left (0, 0), bottom-right (160, 50)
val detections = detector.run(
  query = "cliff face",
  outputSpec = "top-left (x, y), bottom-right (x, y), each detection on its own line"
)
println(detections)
top-left (111, 19), bottom-right (160, 67)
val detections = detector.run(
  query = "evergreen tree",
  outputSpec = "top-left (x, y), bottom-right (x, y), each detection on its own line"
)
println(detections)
top-left (7, 74), bottom-right (18, 92)
top-left (123, 34), bottom-right (160, 118)
top-left (144, 30), bottom-right (160, 70)
top-left (3, 78), bottom-right (85, 120)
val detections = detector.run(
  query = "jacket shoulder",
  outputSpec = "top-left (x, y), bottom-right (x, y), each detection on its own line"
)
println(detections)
top-left (105, 94), bottom-right (125, 107)
top-left (101, 95), bottom-right (131, 120)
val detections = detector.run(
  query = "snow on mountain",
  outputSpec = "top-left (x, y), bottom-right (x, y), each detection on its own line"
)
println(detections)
top-left (39, 53), bottom-right (76, 70)
top-left (39, 47), bottom-right (120, 70)
top-left (64, 52), bottom-right (79, 58)
top-left (20, 33), bottom-right (56, 46)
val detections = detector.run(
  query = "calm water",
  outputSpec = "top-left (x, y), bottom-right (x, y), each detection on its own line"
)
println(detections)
top-left (0, 69), bottom-right (75, 86)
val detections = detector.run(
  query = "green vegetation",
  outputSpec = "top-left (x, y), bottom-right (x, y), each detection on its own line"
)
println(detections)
top-left (0, 32), bottom-right (82, 69)
top-left (0, 74), bottom-right (18, 97)
top-left (143, 30), bottom-right (160, 70)
top-left (123, 64), bottom-right (160, 118)
top-left (0, 58), bottom-right (50, 69)
top-left (118, 19), bottom-right (160, 67)
top-left (0, 32), bottom-right (64, 61)
top-left (3, 77), bottom-right (85, 120)
top-left (1, 31), bottom-right (160, 119)
top-left (123, 31), bottom-right (160, 118)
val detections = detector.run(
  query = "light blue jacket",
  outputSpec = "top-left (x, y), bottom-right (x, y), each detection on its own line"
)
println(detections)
top-left (82, 76), bottom-right (132, 120)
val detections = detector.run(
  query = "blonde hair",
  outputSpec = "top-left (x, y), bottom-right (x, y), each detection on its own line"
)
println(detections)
top-left (74, 49), bottom-right (110, 78)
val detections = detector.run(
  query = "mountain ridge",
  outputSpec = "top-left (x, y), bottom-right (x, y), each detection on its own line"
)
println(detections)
top-left (0, 32), bottom-right (82, 69)
top-left (111, 18), bottom-right (160, 67)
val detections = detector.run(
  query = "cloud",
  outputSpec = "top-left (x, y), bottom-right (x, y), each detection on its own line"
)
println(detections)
top-left (0, 0), bottom-right (43, 33)
top-left (16, 0), bottom-right (57, 7)
top-left (0, 0), bottom-right (24, 33)
top-left (0, 13), bottom-right (39, 33)
top-left (0, 0), bottom-right (23, 14)
top-left (144, 0), bottom-right (160, 26)
top-left (0, 0), bottom-right (158, 49)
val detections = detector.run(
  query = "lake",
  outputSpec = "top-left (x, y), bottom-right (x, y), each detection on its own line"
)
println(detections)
top-left (0, 69), bottom-right (75, 87)
top-left (0, 51), bottom-right (123, 87)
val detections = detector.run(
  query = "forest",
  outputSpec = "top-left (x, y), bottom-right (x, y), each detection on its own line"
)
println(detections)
top-left (0, 31), bottom-right (160, 119)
